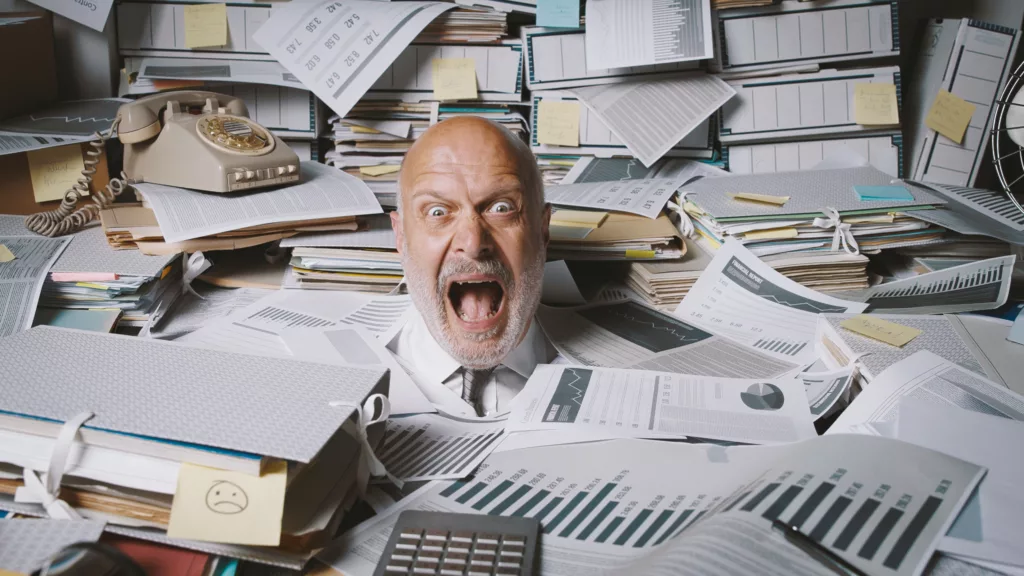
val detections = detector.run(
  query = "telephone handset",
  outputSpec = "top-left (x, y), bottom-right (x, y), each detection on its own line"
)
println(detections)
top-left (25, 90), bottom-right (301, 237)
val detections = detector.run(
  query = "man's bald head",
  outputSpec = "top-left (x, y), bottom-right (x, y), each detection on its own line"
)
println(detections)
top-left (398, 117), bottom-right (543, 215)
top-left (390, 116), bottom-right (550, 370)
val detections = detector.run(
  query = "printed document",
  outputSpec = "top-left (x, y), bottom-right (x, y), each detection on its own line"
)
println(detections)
top-left (138, 58), bottom-right (306, 90)
top-left (545, 178), bottom-right (688, 219)
top-left (26, 0), bottom-right (114, 32)
top-left (253, 1), bottom-right (455, 119)
top-left (570, 75), bottom-right (735, 167)
top-left (508, 365), bottom-right (817, 444)
top-left (376, 412), bottom-right (506, 481)
top-left (319, 434), bottom-right (983, 576)
top-left (674, 239), bottom-right (866, 365)
top-left (537, 300), bottom-right (799, 379)
top-left (858, 255), bottom-right (1015, 314)
top-left (0, 233), bottom-right (70, 338)
top-left (829, 350), bottom-right (1024, 435)
top-left (585, 0), bottom-right (714, 70)
top-left (135, 162), bottom-right (382, 243)
top-left (801, 367), bottom-right (854, 419)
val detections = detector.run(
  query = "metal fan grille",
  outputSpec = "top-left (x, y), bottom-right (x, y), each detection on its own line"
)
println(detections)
top-left (990, 58), bottom-right (1024, 218)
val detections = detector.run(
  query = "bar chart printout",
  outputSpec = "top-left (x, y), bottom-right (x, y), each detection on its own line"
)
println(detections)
top-left (322, 436), bottom-right (984, 576)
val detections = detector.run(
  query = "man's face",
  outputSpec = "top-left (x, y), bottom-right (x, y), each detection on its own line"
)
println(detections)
top-left (392, 119), bottom-right (549, 369)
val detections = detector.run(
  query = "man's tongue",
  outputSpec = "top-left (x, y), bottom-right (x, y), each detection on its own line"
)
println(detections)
top-left (454, 282), bottom-right (501, 321)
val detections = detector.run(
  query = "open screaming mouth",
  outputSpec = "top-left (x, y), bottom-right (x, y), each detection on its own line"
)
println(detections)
top-left (447, 277), bottom-right (506, 325)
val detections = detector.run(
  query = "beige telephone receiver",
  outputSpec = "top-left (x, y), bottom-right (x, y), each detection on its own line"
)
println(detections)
top-left (26, 90), bottom-right (301, 237)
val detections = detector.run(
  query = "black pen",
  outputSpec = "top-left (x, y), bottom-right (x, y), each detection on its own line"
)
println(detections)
top-left (771, 519), bottom-right (869, 576)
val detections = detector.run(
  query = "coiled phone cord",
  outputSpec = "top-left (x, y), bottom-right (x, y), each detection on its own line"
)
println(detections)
top-left (25, 117), bottom-right (131, 237)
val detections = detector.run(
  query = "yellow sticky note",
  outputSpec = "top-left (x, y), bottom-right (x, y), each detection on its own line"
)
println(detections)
top-left (854, 83), bottom-right (900, 125)
top-left (840, 315), bottom-right (923, 347)
top-left (0, 245), bottom-right (14, 263)
top-left (360, 165), bottom-right (402, 177)
top-left (731, 193), bottom-right (790, 206)
top-left (926, 90), bottom-right (976, 144)
top-left (0, 570), bottom-right (27, 576)
top-left (537, 100), bottom-right (581, 147)
top-left (551, 209), bottom-right (608, 228)
top-left (743, 227), bottom-right (799, 241)
top-left (432, 58), bottom-right (478, 101)
top-left (625, 249), bottom-right (656, 259)
top-left (349, 125), bottom-right (381, 134)
top-left (184, 3), bottom-right (228, 49)
top-left (27, 145), bottom-right (86, 203)
top-left (167, 460), bottom-right (287, 546)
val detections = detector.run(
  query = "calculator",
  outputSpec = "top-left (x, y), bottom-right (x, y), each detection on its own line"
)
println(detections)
top-left (373, 510), bottom-right (540, 576)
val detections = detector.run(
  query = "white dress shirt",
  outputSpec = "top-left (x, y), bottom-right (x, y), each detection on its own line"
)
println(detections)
top-left (388, 309), bottom-right (558, 417)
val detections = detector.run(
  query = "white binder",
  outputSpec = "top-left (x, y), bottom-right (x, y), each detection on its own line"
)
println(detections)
top-left (721, 66), bottom-right (901, 144)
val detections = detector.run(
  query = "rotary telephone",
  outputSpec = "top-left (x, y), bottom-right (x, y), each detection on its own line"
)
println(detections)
top-left (26, 91), bottom-right (301, 237)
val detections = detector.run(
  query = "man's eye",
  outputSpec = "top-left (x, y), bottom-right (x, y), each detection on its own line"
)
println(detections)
top-left (426, 206), bottom-right (449, 217)
top-left (488, 201), bottom-right (513, 214)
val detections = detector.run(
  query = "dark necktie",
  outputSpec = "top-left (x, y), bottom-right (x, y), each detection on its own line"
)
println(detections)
top-left (461, 367), bottom-right (495, 417)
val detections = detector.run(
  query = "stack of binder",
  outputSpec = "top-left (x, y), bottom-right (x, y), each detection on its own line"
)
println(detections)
top-left (680, 167), bottom-right (949, 256)
top-left (0, 327), bottom-right (391, 571)
top-left (548, 212), bottom-right (686, 262)
top-left (40, 226), bottom-right (182, 329)
top-left (281, 215), bottom-right (404, 292)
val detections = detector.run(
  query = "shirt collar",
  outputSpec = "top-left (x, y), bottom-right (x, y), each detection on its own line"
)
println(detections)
top-left (401, 310), bottom-right (551, 384)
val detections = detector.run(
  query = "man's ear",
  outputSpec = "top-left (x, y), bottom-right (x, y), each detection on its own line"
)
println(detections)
top-left (390, 211), bottom-right (404, 255)
top-left (541, 202), bottom-right (551, 248)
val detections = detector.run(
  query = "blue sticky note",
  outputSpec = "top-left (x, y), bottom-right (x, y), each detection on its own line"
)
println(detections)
top-left (853, 185), bottom-right (914, 201)
top-left (1008, 306), bottom-right (1024, 346)
top-left (537, 0), bottom-right (580, 28)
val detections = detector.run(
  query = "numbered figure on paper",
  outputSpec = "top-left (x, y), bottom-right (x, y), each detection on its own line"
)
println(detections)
top-left (205, 480), bottom-right (249, 515)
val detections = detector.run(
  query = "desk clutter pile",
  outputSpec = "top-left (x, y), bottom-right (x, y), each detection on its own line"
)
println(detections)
top-left (2, 1), bottom-right (1024, 575)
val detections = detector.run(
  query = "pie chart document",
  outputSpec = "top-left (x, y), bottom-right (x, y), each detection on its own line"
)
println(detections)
top-left (508, 365), bottom-right (817, 445)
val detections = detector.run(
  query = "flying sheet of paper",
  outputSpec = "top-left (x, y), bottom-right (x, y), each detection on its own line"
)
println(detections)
top-left (896, 402), bottom-right (1024, 569)
top-left (26, 145), bottom-right (86, 203)
top-left (137, 57), bottom-right (306, 91)
top-left (184, 3), bottom-right (227, 49)
top-left (828, 350), bottom-right (1024, 436)
top-left (545, 177), bottom-right (687, 219)
top-left (674, 239), bottom-right (866, 365)
top-left (134, 162), bottom-right (382, 243)
top-left (253, 1), bottom-right (455, 119)
top-left (840, 315), bottom-right (922, 347)
top-left (376, 412), bottom-right (506, 481)
top-left (858, 255), bottom-right (1016, 315)
top-left (537, 100), bottom-right (581, 147)
top-left (854, 83), bottom-right (900, 125)
top-left (926, 89), bottom-right (976, 144)
top-left (537, 0), bottom-right (580, 28)
top-left (432, 58), bottom-right (478, 101)
top-left (167, 460), bottom-right (287, 546)
top-left (537, 300), bottom-right (799, 379)
top-left (26, 0), bottom-right (115, 32)
top-left (570, 75), bottom-right (735, 167)
top-left (584, 0), bottom-right (713, 69)
top-left (279, 325), bottom-right (434, 416)
top-left (509, 365), bottom-right (817, 444)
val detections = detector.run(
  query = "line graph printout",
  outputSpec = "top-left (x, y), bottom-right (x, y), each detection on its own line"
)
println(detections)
top-left (537, 300), bottom-right (799, 380)
top-left (508, 365), bottom-right (817, 444)
top-left (674, 239), bottom-right (866, 364)
top-left (860, 255), bottom-right (1015, 315)
top-left (321, 436), bottom-right (983, 576)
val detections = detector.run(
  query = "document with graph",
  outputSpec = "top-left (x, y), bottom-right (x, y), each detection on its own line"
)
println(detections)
top-left (374, 412), bottom-right (507, 481)
top-left (858, 255), bottom-right (1016, 315)
top-left (320, 435), bottom-right (983, 576)
top-left (674, 239), bottom-right (866, 364)
top-left (537, 300), bottom-right (799, 380)
top-left (585, 0), bottom-right (714, 70)
top-left (508, 365), bottom-right (816, 444)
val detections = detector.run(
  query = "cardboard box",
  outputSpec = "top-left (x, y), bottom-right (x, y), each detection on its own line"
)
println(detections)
top-left (0, 142), bottom-right (111, 216)
top-left (0, 11), bottom-right (58, 120)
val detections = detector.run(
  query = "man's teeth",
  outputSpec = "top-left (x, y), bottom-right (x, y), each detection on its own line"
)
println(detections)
top-left (459, 309), bottom-right (499, 321)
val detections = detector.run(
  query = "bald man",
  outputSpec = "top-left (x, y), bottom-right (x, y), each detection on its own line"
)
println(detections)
top-left (388, 117), bottom-right (557, 417)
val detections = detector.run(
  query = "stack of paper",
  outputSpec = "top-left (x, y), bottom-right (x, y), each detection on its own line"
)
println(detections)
top-left (40, 226), bottom-right (181, 329)
top-left (101, 162), bottom-right (382, 255)
top-left (0, 326), bottom-right (391, 570)
top-left (627, 236), bottom-right (869, 309)
top-left (416, 7), bottom-right (509, 43)
top-left (548, 212), bottom-right (686, 261)
top-left (328, 105), bottom-right (528, 208)
top-left (281, 215), bottom-right (403, 292)
top-left (681, 167), bottom-right (949, 255)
